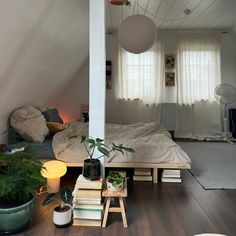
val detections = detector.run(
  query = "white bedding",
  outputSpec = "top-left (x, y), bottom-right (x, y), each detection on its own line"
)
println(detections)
top-left (52, 122), bottom-right (191, 164)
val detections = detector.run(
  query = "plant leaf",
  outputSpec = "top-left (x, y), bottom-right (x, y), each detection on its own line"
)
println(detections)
top-left (42, 193), bottom-right (56, 206)
top-left (80, 136), bottom-right (86, 143)
top-left (97, 146), bottom-right (110, 157)
top-left (95, 138), bottom-right (104, 143)
top-left (87, 138), bottom-right (95, 144)
top-left (60, 188), bottom-right (72, 204)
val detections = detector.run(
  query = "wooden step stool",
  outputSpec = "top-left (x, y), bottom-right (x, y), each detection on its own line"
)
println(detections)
top-left (102, 179), bottom-right (128, 228)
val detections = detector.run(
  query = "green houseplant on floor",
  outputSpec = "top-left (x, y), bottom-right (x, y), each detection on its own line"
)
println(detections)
top-left (70, 136), bottom-right (134, 180)
top-left (42, 188), bottom-right (72, 227)
top-left (0, 151), bottom-right (45, 234)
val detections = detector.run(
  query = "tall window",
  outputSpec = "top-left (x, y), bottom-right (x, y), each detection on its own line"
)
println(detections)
top-left (117, 41), bottom-right (164, 105)
top-left (177, 35), bottom-right (221, 105)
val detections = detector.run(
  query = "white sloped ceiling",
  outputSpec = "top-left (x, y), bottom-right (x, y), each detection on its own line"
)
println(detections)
top-left (0, 0), bottom-right (89, 135)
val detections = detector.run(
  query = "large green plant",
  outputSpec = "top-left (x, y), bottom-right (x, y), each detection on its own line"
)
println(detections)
top-left (0, 152), bottom-right (45, 206)
top-left (69, 136), bottom-right (135, 161)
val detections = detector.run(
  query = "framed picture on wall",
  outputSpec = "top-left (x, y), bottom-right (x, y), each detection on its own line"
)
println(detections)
top-left (165, 54), bottom-right (175, 69)
top-left (165, 72), bottom-right (175, 87)
top-left (106, 60), bottom-right (112, 89)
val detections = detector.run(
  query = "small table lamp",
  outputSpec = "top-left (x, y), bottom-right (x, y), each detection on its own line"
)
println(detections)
top-left (41, 160), bottom-right (67, 193)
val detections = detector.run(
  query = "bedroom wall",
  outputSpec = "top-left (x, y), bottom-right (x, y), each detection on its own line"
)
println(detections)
top-left (0, 0), bottom-right (89, 143)
top-left (51, 30), bottom-right (236, 126)
top-left (105, 30), bottom-right (236, 124)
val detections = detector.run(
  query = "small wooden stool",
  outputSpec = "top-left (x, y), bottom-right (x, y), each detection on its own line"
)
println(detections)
top-left (102, 179), bottom-right (128, 228)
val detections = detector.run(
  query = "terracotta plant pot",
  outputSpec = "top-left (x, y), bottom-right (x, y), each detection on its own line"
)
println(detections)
top-left (109, 0), bottom-right (124, 5)
top-left (53, 204), bottom-right (72, 228)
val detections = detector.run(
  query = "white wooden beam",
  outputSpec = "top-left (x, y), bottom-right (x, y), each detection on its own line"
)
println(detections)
top-left (89, 0), bottom-right (106, 176)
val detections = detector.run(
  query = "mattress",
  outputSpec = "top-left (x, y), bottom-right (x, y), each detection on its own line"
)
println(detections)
top-left (8, 137), bottom-right (55, 160)
top-left (52, 122), bottom-right (191, 164)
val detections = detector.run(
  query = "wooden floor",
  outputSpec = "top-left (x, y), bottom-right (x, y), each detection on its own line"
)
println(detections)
top-left (15, 169), bottom-right (236, 236)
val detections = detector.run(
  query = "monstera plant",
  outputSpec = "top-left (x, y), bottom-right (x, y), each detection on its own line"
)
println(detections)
top-left (69, 135), bottom-right (134, 180)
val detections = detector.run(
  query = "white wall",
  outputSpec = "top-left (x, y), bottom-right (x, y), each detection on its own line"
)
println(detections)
top-left (0, 0), bottom-right (89, 142)
top-left (104, 31), bottom-right (236, 123)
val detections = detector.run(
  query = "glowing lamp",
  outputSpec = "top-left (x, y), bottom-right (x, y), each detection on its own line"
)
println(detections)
top-left (41, 160), bottom-right (67, 193)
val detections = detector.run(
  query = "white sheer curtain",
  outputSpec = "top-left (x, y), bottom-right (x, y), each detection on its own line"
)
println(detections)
top-left (116, 39), bottom-right (164, 124)
top-left (175, 34), bottom-right (221, 139)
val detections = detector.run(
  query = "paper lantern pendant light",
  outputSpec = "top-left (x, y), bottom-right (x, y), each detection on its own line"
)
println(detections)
top-left (118, 15), bottom-right (157, 54)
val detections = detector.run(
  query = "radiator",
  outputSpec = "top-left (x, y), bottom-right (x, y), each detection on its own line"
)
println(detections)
top-left (161, 103), bottom-right (177, 131)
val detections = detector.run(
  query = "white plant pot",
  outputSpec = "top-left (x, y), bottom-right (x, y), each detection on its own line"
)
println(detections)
top-left (107, 180), bottom-right (124, 192)
top-left (53, 204), bottom-right (72, 227)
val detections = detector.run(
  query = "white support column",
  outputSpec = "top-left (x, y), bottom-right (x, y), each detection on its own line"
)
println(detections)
top-left (89, 0), bottom-right (106, 176)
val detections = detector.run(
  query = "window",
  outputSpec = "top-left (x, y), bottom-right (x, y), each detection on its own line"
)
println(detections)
top-left (177, 35), bottom-right (221, 105)
top-left (117, 41), bottom-right (163, 105)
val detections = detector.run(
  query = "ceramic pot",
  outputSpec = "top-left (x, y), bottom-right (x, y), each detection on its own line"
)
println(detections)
top-left (0, 195), bottom-right (35, 234)
top-left (53, 204), bottom-right (72, 228)
top-left (83, 159), bottom-right (101, 180)
top-left (109, 0), bottom-right (124, 5)
top-left (107, 180), bottom-right (124, 192)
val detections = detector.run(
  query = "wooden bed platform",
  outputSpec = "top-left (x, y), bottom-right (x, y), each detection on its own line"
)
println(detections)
top-left (41, 160), bottom-right (190, 183)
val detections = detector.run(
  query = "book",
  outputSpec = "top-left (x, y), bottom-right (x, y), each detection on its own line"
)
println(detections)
top-left (73, 208), bottom-right (103, 220)
top-left (73, 204), bottom-right (103, 211)
top-left (133, 175), bottom-right (152, 181)
top-left (163, 170), bottom-right (180, 175)
top-left (76, 175), bottom-right (103, 190)
top-left (162, 174), bottom-right (181, 178)
top-left (134, 168), bottom-right (151, 176)
top-left (161, 177), bottom-right (182, 183)
top-left (73, 219), bottom-right (101, 227)
top-left (76, 189), bottom-right (101, 200)
top-left (73, 199), bottom-right (101, 205)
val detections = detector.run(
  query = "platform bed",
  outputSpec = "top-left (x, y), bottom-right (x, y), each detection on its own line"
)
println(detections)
top-left (41, 159), bottom-right (190, 183)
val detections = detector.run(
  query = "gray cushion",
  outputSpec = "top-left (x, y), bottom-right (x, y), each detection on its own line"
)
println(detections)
top-left (42, 108), bottom-right (63, 124)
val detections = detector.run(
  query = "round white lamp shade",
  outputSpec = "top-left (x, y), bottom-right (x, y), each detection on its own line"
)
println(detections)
top-left (41, 160), bottom-right (67, 193)
top-left (118, 15), bottom-right (157, 54)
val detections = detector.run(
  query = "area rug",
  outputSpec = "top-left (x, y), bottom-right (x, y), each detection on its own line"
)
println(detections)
top-left (177, 142), bottom-right (236, 189)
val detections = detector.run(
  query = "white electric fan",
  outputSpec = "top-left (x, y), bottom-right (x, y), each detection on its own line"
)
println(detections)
top-left (214, 83), bottom-right (236, 142)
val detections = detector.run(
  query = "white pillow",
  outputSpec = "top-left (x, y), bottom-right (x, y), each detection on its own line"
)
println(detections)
top-left (10, 106), bottom-right (49, 143)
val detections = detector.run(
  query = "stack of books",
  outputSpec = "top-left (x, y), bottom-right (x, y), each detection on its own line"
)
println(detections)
top-left (161, 169), bottom-right (181, 183)
top-left (133, 168), bottom-right (152, 181)
top-left (72, 175), bottom-right (103, 227)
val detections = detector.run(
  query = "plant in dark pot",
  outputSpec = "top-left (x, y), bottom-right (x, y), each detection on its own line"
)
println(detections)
top-left (42, 188), bottom-right (72, 227)
top-left (70, 136), bottom-right (134, 180)
top-left (0, 152), bottom-right (45, 234)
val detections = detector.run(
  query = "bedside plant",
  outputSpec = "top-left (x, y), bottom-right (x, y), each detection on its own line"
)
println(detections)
top-left (106, 171), bottom-right (125, 192)
top-left (0, 152), bottom-right (45, 234)
top-left (42, 188), bottom-right (72, 227)
top-left (69, 135), bottom-right (134, 180)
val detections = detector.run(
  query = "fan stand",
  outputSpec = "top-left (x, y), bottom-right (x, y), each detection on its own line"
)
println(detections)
top-left (222, 104), bottom-right (233, 144)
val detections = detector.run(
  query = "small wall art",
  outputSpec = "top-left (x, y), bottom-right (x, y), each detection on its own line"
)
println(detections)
top-left (165, 54), bottom-right (175, 69)
top-left (165, 72), bottom-right (175, 87)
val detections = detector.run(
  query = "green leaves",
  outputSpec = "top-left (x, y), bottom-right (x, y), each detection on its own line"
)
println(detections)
top-left (107, 171), bottom-right (125, 187)
top-left (60, 188), bottom-right (72, 204)
top-left (42, 193), bottom-right (56, 206)
top-left (0, 152), bottom-right (45, 205)
top-left (68, 134), bottom-right (135, 160)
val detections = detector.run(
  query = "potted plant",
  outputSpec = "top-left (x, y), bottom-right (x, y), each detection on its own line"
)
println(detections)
top-left (70, 136), bottom-right (134, 180)
top-left (106, 171), bottom-right (125, 192)
top-left (42, 188), bottom-right (72, 227)
top-left (0, 152), bottom-right (45, 234)
top-left (110, 0), bottom-right (131, 6)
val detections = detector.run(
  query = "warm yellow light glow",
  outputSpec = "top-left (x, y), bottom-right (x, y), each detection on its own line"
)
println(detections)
top-left (41, 160), bottom-right (67, 178)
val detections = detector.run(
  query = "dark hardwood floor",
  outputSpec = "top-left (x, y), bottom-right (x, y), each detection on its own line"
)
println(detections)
top-left (14, 169), bottom-right (236, 236)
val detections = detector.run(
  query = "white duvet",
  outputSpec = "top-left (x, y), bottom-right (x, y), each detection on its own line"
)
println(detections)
top-left (52, 122), bottom-right (191, 164)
